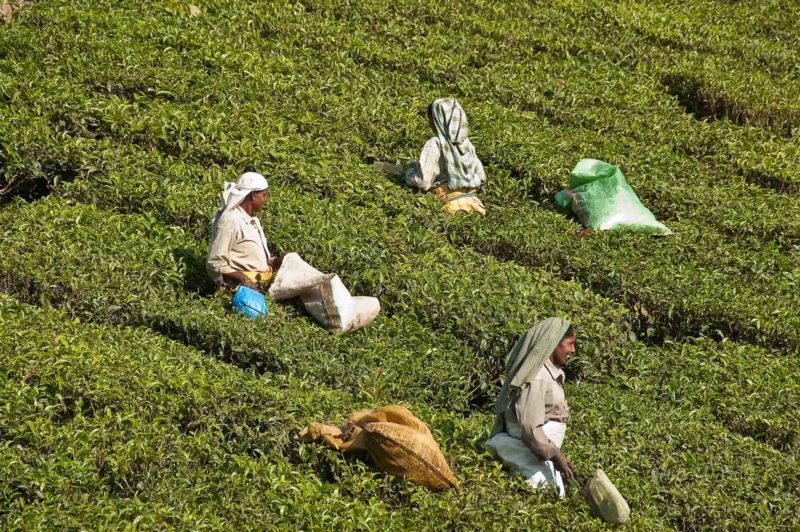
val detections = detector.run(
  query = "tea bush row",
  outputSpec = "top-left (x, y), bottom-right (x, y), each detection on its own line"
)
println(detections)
top-left (2, 0), bottom-right (799, 250)
top-left (20, 71), bottom-right (797, 353)
top-left (1, 0), bottom-right (799, 526)
top-left (0, 196), bottom-right (628, 406)
top-left (1, 220), bottom-right (796, 523)
top-left (299, 9), bottom-right (800, 242)
top-left (2, 192), bottom-right (798, 456)
top-left (6, 0), bottom-right (794, 354)
top-left (3, 0), bottom-right (796, 394)
top-left (3, 0), bottom-right (799, 225)
top-left (2, 295), bottom-right (637, 529)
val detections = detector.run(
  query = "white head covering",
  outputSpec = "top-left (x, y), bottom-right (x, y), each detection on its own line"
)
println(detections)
top-left (215, 172), bottom-right (269, 219)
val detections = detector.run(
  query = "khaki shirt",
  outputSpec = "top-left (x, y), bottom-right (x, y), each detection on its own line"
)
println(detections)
top-left (503, 359), bottom-right (569, 460)
top-left (206, 206), bottom-right (271, 286)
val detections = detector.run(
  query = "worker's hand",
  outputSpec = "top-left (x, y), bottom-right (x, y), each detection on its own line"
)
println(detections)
top-left (240, 280), bottom-right (258, 290)
top-left (552, 453), bottom-right (573, 479)
top-left (270, 254), bottom-right (285, 272)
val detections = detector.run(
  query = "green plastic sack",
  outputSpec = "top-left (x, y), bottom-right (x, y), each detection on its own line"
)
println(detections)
top-left (555, 158), bottom-right (671, 235)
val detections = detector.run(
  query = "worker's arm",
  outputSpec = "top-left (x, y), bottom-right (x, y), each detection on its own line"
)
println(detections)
top-left (515, 382), bottom-right (561, 461)
top-left (208, 215), bottom-right (255, 288)
top-left (405, 137), bottom-right (442, 191)
top-left (516, 382), bottom-right (573, 478)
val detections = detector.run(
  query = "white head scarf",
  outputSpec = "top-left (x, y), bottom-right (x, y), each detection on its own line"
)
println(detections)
top-left (216, 172), bottom-right (269, 216)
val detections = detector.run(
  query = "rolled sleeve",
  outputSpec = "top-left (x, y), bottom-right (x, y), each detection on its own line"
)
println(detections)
top-left (515, 382), bottom-right (560, 460)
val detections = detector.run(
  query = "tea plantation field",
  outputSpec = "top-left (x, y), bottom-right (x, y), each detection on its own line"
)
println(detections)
top-left (1, 0), bottom-right (799, 529)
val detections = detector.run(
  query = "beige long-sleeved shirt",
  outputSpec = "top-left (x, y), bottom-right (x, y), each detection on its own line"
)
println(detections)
top-left (502, 359), bottom-right (569, 460)
top-left (404, 137), bottom-right (486, 191)
top-left (206, 206), bottom-right (272, 286)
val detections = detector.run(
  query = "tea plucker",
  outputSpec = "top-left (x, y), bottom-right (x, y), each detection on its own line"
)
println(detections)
top-left (405, 98), bottom-right (487, 215)
top-left (206, 172), bottom-right (282, 290)
top-left (486, 318), bottom-right (576, 498)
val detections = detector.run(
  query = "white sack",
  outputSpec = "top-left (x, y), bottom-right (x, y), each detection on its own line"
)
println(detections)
top-left (586, 469), bottom-right (630, 524)
top-left (269, 252), bottom-right (380, 333)
top-left (486, 421), bottom-right (567, 498)
top-left (268, 252), bottom-right (329, 301)
top-left (300, 275), bottom-right (380, 333)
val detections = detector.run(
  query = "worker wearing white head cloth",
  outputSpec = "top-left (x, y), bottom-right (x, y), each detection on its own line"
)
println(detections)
top-left (207, 172), bottom-right (281, 289)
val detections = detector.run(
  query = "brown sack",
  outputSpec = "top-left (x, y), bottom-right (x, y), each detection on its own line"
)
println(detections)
top-left (299, 422), bottom-right (369, 452)
top-left (0, 0), bottom-right (26, 24)
top-left (299, 405), bottom-right (457, 490)
top-left (364, 420), bottom-right (457, 490)
top-left (299, 423), bottom-right (347, 450)
top-left (350, 405), bottom-right (432, 434)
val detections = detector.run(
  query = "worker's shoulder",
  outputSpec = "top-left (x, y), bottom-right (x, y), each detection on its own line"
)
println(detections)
top-left (423, 136), bottom-right (441, 149)
top-left (532, 363), bottom-right (553, 381)
top-left (217, 208), bottom-right (246, 226)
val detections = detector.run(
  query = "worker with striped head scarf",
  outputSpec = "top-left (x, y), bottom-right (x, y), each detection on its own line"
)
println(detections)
top-left (405, 98), bottom-right (487, 215)
top-left (487, 318), bottom-right (576, 498)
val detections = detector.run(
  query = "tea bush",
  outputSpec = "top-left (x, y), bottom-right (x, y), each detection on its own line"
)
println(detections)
top-left (1, 0), bottom-right (799, 527)
top-left (16, 2), bottom-right (794, 351)
top-left (3, 296), bottom-right (799, 529)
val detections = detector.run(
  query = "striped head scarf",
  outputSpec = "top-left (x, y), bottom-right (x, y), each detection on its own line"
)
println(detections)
top-left (428, 98), bottom-right (484, 190)
top-left (490, 317), bottom-right (572, 438)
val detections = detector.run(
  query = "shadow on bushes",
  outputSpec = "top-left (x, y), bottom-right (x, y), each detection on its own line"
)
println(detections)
top-left (662, 73), bottom-right (795, 137)
top-left (739, 166), bottom-right (798, 194)
top-left (173, 247), bottom-right (215, 295)
top-left (0, 159), bottom-right (78, 203)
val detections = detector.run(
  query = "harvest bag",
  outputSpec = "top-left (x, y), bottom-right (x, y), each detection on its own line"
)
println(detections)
top-left (486, 421), bottom-right (567, 498)
top-left (231, 285), bottom-right (268, 319)
top-left (269, 253), bottom-right (380, 333)
top-left (555, 158), bottom-right (671, 235)
top-left (585, 469), bottom-right (630, 524)
top-left (300, 405), bottom-right (458, 490)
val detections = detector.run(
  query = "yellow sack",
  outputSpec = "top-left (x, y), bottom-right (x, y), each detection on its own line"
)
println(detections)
top-left (242, 270), bottom-right (272, 287)
top-left (299, 405), bottom-right (458, 490)
top-left (431, 185), bottom-right (486, 215)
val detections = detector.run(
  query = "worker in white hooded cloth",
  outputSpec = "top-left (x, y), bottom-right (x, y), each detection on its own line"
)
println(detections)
top-left (207, 172), bottom-right (281, 290)
top-left (206, 171), bottom-right (382, 334)
top-left (405, 98), bottom-right (487, 215)
top-left (487, 318), bottom-right (576, 498)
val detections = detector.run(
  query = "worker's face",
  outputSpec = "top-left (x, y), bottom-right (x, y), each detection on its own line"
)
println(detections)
top-left (250, 189), bottom-right (269, 213)
top-left (551, 334), bottom-right (576, 367)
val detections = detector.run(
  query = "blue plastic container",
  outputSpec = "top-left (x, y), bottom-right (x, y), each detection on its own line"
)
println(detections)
top-left (231, 285), bottom-right (268, 319)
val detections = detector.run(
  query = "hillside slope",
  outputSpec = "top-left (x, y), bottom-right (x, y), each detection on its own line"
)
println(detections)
top-left (1, 1), bottom-right (798, 529)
